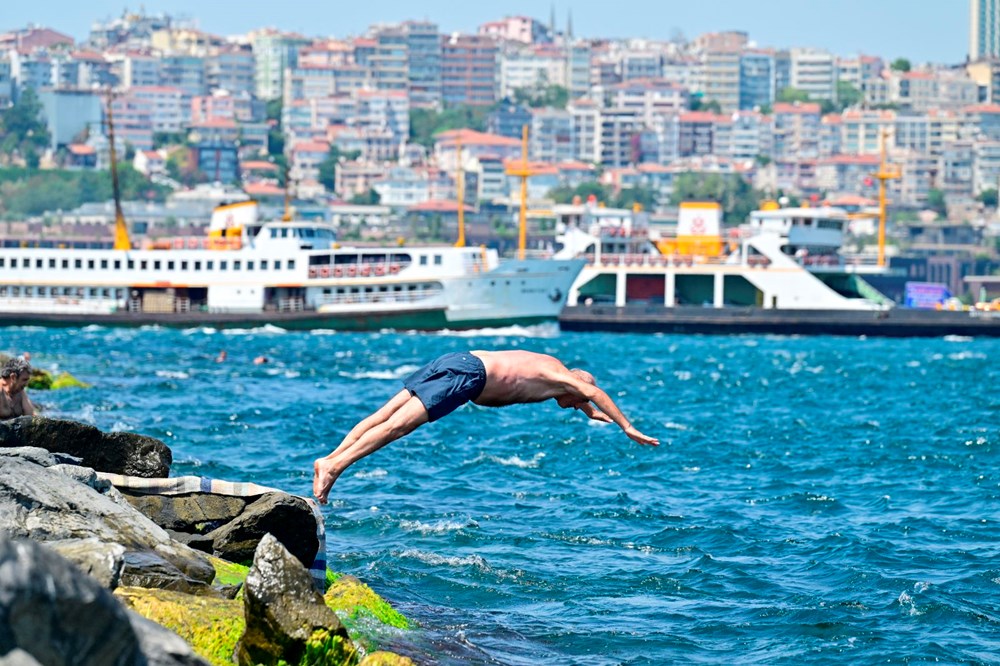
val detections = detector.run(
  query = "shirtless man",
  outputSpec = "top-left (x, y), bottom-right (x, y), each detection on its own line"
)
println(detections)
top-left (313, 350), bottom-right (658, 504)
top-left (0, 357), bottom-right (35, 419)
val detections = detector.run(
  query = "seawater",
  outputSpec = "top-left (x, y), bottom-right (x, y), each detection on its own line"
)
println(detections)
top-left (6, 325), bottom-right (1000, 665)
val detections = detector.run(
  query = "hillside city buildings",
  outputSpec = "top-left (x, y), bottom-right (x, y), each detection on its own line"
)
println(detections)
top-left (0, 8), bottom-right (999, 297)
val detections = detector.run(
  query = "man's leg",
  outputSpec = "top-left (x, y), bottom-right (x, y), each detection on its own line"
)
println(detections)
top-left (313, 393), bottom-right (429, 504)
top-left (320, 389), bottom-right (412, 463)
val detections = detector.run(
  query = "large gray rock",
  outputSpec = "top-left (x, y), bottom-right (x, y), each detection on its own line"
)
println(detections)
top-left (127, 611), bottom-right (211, 666)
top-left (236, 534), bottom-right (354, 666)
top-left (0, 446), bottom-right (80, 467)
top-left (119, 491), bottom-right (248, 534)
top-left (0, 416), bottom-right (171, 477)
top-left (203, 493), bottom-right (319, 568)
top-left (45, 538), bottom-right (126, 589)
top-left (0, 534), bottom-right (143, 665)
top-left (0, 457), bottom-right (215, 593)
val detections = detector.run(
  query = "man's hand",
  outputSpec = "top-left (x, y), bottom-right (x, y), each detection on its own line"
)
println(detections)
top-left (624, 425), bottom-right (659, 446)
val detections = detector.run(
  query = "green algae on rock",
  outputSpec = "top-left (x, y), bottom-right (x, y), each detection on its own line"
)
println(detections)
top-left (324, 575), bottom-right (410, 631)
top-left (358, 652), bottom-right (415, 666)
top-left (115, 586), bottom-right (245, 666)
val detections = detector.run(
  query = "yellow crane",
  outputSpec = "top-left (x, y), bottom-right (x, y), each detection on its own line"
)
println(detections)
top-left (874, 128), bottom-right (901, 268)
top-left (105, 88), bottom-right (132, 250)
top-left (503, 125), bottom-right (534, 260)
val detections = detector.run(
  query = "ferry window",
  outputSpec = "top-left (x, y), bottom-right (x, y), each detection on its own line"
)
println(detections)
top-left (206, 260), bottom-right (214, 270)
top-left (75, 259), bottom-right (82, 269)
top-left (24, 287), bottom-right (32, 296)
top-left (0, 287), bottom-right (6, 295)
top-left (323, 288), bottom-right (331, 295)
top-left (281, 228), bottom-right (289, 238)
top-left (88, 288), bottom-right (97, 297)
top-left (260, 260), bottom-right (268, 270)
top-left (0, 258), bottom-right (4, 267)
top-left (419, 256), bottom-right (427, 265)
top-left (62, 287), bottom-right (72, 296)
top-left (115, 289), bottom-right (123, 298)
top-left (270, 229), bottom-right (278, 238)
top-left (88, 260), bottom-right (95, 269)
top-left (127, 259), bottom-right (134, 269)
top-left (62, 259), bottom-right (68, 269)
top-left (220, 261), bottom-right (228, 270)
top-left (36, 259), bottom-right (43, 269)
top-left (101, 289), bottom-right (110, 298)
top-left (11, 287), bottom-right (19, 296)
top-left (234, 260), bottom-right (242, 270)
top-left (154, 261), bottom-right (161, 270)
top-left (181, 261), bottom-right (188, 270)
top-left (101, 259), bottom-right (108, 269)
top-left (247, 261), bottom-right (254, 270)
top-left (141, 260), bottom-right (148, 270)
top-left (113, 260), bottom-right (121, 270)
top-left (288, 260), bottom-right (295, 270)
top-left (167, 261), bottom-right (175, 270)
top-left (434, 255), bottom-right (442, 265)
top-left (274, 260), bottom-right (281, 269)
top-left (194, 261), bottom-right (201, 270)
top-left (38, 287), bottom-right (46, 296)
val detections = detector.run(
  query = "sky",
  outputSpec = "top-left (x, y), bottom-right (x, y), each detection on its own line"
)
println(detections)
top-left (6, 1), bottom-right (967, 64)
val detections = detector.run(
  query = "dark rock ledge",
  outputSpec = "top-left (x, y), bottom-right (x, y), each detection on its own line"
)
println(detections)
top-left (0, 416), bottom-right (416, 666)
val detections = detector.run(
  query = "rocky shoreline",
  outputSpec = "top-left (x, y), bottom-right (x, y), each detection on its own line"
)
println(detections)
top-left (0, 416), bottom-right (414, 665)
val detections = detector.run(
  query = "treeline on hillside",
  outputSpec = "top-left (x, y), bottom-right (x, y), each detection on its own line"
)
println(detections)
top-left (0, 166), bottom-right (172, 217)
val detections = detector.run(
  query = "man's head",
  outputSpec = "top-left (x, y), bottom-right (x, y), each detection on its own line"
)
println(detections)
top-left (0, 357), bottom-right (31, 395)
top-left (556, 368), bottom-right (595, 410)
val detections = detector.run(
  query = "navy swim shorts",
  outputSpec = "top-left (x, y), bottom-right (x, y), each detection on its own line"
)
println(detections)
top-left (403, 352), bottom-right (487, 422)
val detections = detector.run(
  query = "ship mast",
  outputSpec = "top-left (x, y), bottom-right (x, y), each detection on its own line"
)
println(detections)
top-left (455, 132), bottom-right (465, 247)
top-left (875, 128), bottom-right (900, 268)
top-left (105, 88), bottom-right (132, 250)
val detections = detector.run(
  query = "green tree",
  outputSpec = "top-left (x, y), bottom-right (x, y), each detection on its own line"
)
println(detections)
top-left (0, 88), bottom-right (51, 164)
top-left (548, 181), bottom-right (612, 204)
top-left (409, 106), bottom-right (490, 148)
top-left (926, 188), bottom-right (947, 217)
top-left (776, 87), bottom-right (813, 104)
top-left (835, 80), bottom-right (863, 109)
top-left (612, 186), bottom-right (659, 211)
top-left (890, 58), bottom-right (912, 72)
top-left (689, 96), bottom-right (722, 113)
top-left (977, 188), bottom-right (998, 208)
top-left (317, 147), bottom-right (360, 193)
top-left (513, 84), bottom-right (569, 109)
top-left (350, 188), bottom-right (381, 205)
top-left (670, 172), bottom-right (762, 224)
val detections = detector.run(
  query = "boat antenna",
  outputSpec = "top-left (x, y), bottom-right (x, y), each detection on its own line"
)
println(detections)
top-left (503, 124), bottom-right (532, 260)
top-left (106, 87), bottom-right (131, 250)
top-left (455, 132), bottom-right (465, 247)
top-left (874, 128), bottom-right (900, 268)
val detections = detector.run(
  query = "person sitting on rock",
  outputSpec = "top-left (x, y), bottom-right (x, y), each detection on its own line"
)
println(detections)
top-left (0, 356), bottom-right (35, 419)
top-left (313, 350), bottom-right (659, 504)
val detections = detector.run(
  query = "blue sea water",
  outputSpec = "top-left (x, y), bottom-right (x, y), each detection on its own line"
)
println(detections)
top-left (4, 324), bottom-right (1000, 665)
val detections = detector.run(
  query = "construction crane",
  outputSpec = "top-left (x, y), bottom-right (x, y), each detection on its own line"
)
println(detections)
top-left (105, 88), bottom-right (132, 251)
top-left (874, 128), bottom-right (901, 268)
top-left (504, 125), bottom-right (534, 260)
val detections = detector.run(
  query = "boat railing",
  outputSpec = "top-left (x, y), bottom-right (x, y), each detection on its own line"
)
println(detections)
top-left (316, 286), bottom-right (441, 308)
top-left (307, 260), bottom-right (410, 280)
top-left (277, 296), bottom-right (304, 312)
top-left (143, 237), bottom-right (242, 251)
top-left (586, 252), bottom-right (739, 268)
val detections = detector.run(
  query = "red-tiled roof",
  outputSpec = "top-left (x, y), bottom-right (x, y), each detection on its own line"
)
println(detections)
top-left (773, 102), bottom-right (822, 115)
top-left (293, 141), bottom-right (331, 153)
top-left (408, 200), bottom-right (475, 213)
top-left (820, 154), bottom-right (880, 165)
top-left (436, 129), bottom-right (521, 148)
top-left (68, 144), bottom-right (95, 155)
top-left (241, 160), bottom-right (279, 171)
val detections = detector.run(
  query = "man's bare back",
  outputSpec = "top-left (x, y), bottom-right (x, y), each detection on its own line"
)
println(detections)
top-left (471, 350), bottom-right (573, 406)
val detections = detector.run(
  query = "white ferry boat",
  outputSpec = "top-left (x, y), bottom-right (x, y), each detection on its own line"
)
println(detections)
top-left (554, 201), bottom-right (894, 310)
top-left (0, 201), bottom-right (584, 330)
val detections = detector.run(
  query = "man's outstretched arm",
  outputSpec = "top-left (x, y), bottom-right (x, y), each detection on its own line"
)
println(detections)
top-left (578, 402), bottom-right (612, 423)
top-left (559, 373), bottom-right (659, 446)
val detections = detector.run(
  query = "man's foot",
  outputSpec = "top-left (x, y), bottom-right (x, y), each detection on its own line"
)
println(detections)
top-left (313, 457), bottom-right (341, 505)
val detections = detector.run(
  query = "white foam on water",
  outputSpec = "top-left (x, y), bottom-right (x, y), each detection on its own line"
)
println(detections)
top-left (339, 364), bottom-right (420, 380)
top-left (353, 468), bottom-right (388, 479)
top-left (182, 327), bottom-right (217, 335)
top-left (399, 518), bottom-right (477, 534)
top-left (310, 329), bottom-right (338, 336)
top-left (221, 324), bottom-right (288, 336)
top-left (155, 370), bottom-right (190, 379)
top-left (943, 335), bottom-right (973, 342)
top-left (398, 549), bottom-right (489, 570)
top-left (430, 322), bottom-right (560, 339)
top-left (489, 452), bottom-right (545, 469)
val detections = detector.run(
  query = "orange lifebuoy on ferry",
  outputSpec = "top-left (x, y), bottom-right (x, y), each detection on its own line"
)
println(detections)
top-left (347, 265), bottom-right (357, 277)
top-left (389, 264), bottom-right (399, 274)
top-left (173, 238), bottom-right (183, 249)
top-left (375, 265), bottom-right (386, 276)
top-left (360, 265), bottom-right (371, 277)
top-left (334, 267), bottom-right (343, 278)
top-left (187, 238), bottom-right (198, 249)
top-left (320, 266), bottom-right (331, 278)
top-left (309, 267), bottom-right (318, 278)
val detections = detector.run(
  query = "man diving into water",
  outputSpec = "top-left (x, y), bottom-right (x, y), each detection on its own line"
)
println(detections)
top-left (313, 350), bottom-right (659, 504)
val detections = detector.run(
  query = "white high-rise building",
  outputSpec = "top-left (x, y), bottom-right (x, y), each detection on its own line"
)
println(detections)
top-left (971, 0), bottom-right (1000, 60)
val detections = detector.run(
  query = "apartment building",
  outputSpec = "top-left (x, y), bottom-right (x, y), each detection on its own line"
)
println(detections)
top-left (529, 108), bottom-right (574, 163)
top-left (789, 48), bottom-right (836, 100)
top-left (700, 49), bottom-right (741, 113)
top-left (252, 30), bottom-right (311, 101)
top-left (441, 33), bottom-right (498, 107)
top-left (739, 51), bottom-right (775, 110)
top-left (772, 102), bottom-right (821, 160)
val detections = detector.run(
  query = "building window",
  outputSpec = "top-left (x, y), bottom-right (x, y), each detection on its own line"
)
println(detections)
top-left (88, 260), bottom-right (95, 269)
top-left (141, 260), bottom-right (148, 270)
top-left (114, 260), bottom-right (121, 269)
top-left (154, 261), bottom-right (161, 270)
top-left (101, 259), bottom-right (108, 269)
top-left (288, 260), bottom-right (295, 270)
top-left (167, 261), bottom-right (175, 270)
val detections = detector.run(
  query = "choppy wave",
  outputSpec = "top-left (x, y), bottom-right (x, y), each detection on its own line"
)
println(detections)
top-left (430, 322), bottom-right (561, 338)
top-left (7, 326), bottom-right (999, 665)
top-left (221, 324), bottom-right (288, 336)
